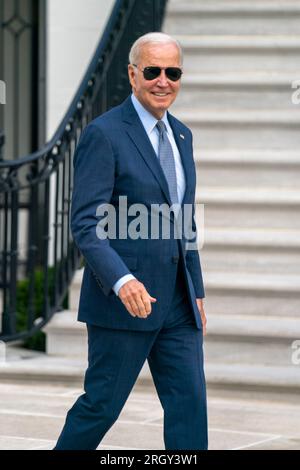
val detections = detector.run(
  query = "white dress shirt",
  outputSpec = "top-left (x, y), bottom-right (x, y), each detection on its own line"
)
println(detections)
top-left (112, 93), bottom-right (186, 296)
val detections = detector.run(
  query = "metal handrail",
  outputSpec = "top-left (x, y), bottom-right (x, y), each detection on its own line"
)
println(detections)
top-left (0, 0), bottom-right (167, 342)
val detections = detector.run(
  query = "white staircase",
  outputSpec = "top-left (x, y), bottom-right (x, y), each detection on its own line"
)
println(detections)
top-left (164, 0), bottom-right (300, 36)
top-left (40, 0), bottom-right (300, 393)
top-left (164, 0), bottom-right (300, 392)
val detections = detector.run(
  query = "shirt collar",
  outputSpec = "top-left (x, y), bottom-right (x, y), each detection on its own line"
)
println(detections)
top-left (131, 93), bottom-right (171, 135)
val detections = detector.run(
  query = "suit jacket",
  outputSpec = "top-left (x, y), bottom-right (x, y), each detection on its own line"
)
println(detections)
top-left (71, 95), bottom-right (205, 331)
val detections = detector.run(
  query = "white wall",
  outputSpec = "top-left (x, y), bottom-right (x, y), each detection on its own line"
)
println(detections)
top-left (46, 0), bottom-right (114, 266)
top-left (46, 0), bottom-right (114, 139)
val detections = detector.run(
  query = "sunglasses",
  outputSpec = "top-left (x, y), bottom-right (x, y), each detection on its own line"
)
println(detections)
top-left (132, 64), bottom-right (183, 82)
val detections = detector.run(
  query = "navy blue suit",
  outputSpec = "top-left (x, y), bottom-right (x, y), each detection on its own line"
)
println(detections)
top-left (54, 96), bottom-right (208, 450)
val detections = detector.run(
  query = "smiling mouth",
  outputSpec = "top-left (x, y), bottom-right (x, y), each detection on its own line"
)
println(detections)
top-left (152, 92), bottom-right (170, 97)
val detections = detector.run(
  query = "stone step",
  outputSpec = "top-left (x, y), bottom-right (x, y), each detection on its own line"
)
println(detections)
top-left (0, 345), bottom-right (148, 386)
top-left (207, 313), bottom-right (300, 341)
top-left (205, 363), bottom-right (300, 394)
top-left (176, 35), bottom-right (300, 73)
top-left (44, 310), bottom-right (87, 359)
top-left (176, 109), bottom-right (300, 149)
top-left (201, 228), bottom-right (300, 275)
top-left (1, 342), bottom-right (300, 394)
top-left (164, 1), bottom-right (300, 36)
top-left (195, 149), bottom-right (300, 188)
top-left (195, 186), bottom-right (300, 229)
top-left (69, 268), bottom-right (83, 312)
top-left (170, 72), bottom-right (298, 110)
top-left (205, 313), bottom-right (300, 374)
top-left (0, 348), bottom-right (86, 385)
top-left (205, 313), bottom-right (300, 393)
top-left (203, 271), bottom-right (300, 318)
top-left (201, 232), bottom-right (300, 277)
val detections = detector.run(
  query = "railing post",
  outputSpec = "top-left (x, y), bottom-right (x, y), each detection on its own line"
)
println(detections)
top-left (153, 0), bottom-right (161, 30)
top-left (0, 131), bottom-right (4, 162)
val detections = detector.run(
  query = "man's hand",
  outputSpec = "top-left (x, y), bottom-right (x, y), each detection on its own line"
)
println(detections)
top-left (118, 279), bottom-right (157, 319)
top-left (196, 298), bottom-right (207, 336)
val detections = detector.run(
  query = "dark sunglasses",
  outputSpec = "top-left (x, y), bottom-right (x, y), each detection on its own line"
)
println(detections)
top-left (132, 64), bottom-right (183, 82)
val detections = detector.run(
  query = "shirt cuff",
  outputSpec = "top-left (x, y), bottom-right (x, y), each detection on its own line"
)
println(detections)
top-left (113, 274), bottom-right (136, 296)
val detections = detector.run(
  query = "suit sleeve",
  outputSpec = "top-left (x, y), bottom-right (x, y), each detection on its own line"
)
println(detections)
top-left (70, 123), bottom-right (132, 296)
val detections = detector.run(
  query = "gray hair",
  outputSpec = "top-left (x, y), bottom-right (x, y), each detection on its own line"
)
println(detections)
top-left (129, 32), bottom-right (182, 65)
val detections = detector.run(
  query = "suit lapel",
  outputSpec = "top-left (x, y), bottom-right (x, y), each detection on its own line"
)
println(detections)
top-left (122, 97), bottom-right (172, 206)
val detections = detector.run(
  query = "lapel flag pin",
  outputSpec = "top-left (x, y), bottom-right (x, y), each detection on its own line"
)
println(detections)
top-left (180, 134), bottom-right (185, 139)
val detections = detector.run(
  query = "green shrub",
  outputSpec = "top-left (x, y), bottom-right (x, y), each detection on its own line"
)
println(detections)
top-left (16, 267), bottom-right (68, 351)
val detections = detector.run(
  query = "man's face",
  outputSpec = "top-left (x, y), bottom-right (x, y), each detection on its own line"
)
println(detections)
top-left (128, 42), bottom-right (182, 119)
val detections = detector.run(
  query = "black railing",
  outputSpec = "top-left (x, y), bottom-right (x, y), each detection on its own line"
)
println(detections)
top-left (0, 0), bottom-right (167, 342)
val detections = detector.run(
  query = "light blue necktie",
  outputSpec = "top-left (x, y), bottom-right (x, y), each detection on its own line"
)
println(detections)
top-left (156, 120), bottom-right (179, 205)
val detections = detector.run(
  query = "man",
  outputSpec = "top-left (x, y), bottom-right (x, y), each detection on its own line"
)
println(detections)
top-left (54, 32), bottom-right (208, 450)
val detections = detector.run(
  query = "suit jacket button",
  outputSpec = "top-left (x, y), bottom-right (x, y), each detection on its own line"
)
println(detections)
top-left (172, 256), bottom-right (179, 264)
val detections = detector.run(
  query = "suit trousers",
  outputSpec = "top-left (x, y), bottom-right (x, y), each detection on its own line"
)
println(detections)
top-left (54, 263), bottom-right (208, 450)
